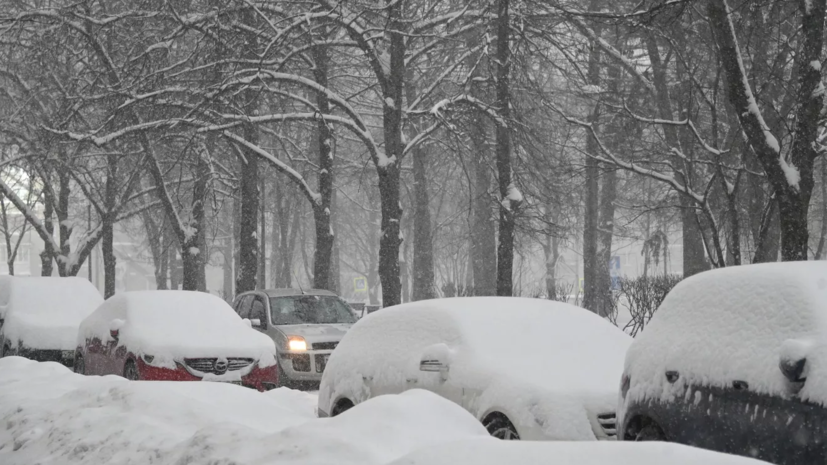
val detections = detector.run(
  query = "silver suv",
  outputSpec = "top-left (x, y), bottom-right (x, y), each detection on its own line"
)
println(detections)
top-left (232, 289), bottom-right (356, 388)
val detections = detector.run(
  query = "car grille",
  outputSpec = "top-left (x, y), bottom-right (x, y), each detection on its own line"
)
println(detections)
top-left (597, 413), bottom-right (617, 438)
top-left (184, 358), bottom-right (254, 374)
top-left (283, 353), bottom-right (311, 372)
top-left (312, 341), bottom-right (338, 350)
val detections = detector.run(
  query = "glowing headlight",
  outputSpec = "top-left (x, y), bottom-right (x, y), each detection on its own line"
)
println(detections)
top-left (288, 337), bottom-right (307, 351)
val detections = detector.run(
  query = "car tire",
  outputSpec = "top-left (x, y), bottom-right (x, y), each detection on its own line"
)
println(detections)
top-left (635, 422), bottom-right (666, 441)
top-left (124, 359), bottom-right (140, 381)
top-left (74, 353), bottom-right (85, 375)
top-left (332, 398), bottom-right (354, 417)
top-left (483, 413), bottom-right (520, 440)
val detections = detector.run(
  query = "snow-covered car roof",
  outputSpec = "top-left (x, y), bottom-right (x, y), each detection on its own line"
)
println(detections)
top-left (624, 262), bottom-right (827, 405)
top-left (1, 276), bottom-right (103, 351)
top-left (78, 291), bottom-right (276, 363)
top-left (321, 297), bottom-right (631, 439)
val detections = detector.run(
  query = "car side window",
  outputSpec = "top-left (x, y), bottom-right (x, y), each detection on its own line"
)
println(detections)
top-left (236, 296), bottom-right (252, 319)
top-left (250, 297), bottom-right (267, 326)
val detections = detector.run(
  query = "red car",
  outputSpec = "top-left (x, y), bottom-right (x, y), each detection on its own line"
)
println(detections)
top-left (75, 291), bottom-right (279, 391)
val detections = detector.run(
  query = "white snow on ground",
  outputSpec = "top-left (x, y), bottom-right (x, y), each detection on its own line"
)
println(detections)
top-left (0, 357), bottom-right (488, 465)
top-left (622, 262), bottom-right (827, 409)
top-left (390, 438), bottom-right (771, 465)
top-left (1, 276), bottom-right (103, 351)
top-left (78, 291), bottom-right (276, 367)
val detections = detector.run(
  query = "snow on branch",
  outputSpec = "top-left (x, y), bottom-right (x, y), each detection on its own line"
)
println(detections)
top-left (620, 104), bottom-right (727, 156)
top-left (222, 131), bottom-right (322, 205)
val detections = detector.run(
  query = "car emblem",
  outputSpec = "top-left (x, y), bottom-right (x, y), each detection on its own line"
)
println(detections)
top-left (214, 357), bottom-right (228, 375)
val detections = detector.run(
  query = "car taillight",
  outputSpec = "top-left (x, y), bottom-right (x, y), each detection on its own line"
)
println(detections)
top-left (620, 374), bottom-right (631, 399)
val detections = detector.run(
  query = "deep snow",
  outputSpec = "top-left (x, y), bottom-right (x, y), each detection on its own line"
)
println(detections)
top-left (0, 357), bottom-right (488, 465)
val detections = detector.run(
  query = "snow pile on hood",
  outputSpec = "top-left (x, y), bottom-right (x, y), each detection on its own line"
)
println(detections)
top-left (389, 438), bottom-right (771, 465)
top-left (1, 276), bottom-right (103, 351)
top-left (321, 297), bottom-right (631, 440)
top-left (78, 291), bottom-right (276, 365)
top-left (0, 357), bottom-right (488, 465)
top-left (623, 262), bottom-right (827, 407)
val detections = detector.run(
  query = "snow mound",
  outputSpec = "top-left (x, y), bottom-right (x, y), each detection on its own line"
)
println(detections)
top-left (389, 438), bottom-right (771, 465)
top-left (624, 262), bottom-right (827, 407)
top-left (0, 357), bottom-right (487, 465)
top-left (78, 291), bottom-right (276, 365)
top-left (1, 276), bottom-right (103, 351)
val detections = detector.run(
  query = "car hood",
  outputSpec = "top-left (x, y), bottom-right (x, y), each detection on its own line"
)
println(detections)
top-left (277, 323), bottom-right (351, 343)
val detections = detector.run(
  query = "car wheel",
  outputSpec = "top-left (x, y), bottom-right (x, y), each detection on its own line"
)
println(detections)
top-left (124, 360), bottom-right (140, 381)
top-left (74, 353), bottom-right (85, 375)
top-left (332, 398), bottom-right (354, 417)
top-left (484, 413), bottom-right (520, 440)
top-left (635, 422), bottom-right (666, 441)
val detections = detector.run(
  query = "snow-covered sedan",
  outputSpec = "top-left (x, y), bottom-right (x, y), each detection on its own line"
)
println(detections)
top-left (76, 291), bottom-right (279, 391)
top-left (619, 262), bottom-right (827, 464)
top-left (318, 297), bottom-right (632, 441)
top-left (0, 276), bottom-right (103, 366)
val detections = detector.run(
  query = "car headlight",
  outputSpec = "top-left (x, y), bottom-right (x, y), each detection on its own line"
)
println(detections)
top-left (142, 354), bottom-right (155, 364)
top-left (288, 337), bottom-right (307, 351)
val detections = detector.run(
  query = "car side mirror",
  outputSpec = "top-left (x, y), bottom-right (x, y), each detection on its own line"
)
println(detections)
top-left (419, 343), bottom-right (452, 380)
top-left (250, 318), bottom-right (262, 328)
top-left (780, 357), bottom-right (807, 383)
top-left (779, 338), bottom-right (812, 384)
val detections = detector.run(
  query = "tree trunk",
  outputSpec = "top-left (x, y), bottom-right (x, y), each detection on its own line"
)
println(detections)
top-left (708, 0), bottom-right (825, 262)
top-left (581, 18), bottom-right (602, 312)
top-left (405, 71), bottom-right (435, 301)
top-left (258, 175), bottom-right (267, 289)
top-left (102, 219), bottom-right (115, 296)
top-left (375, 1), bottom-right (406, 307)
top-left (311, 41), bottom-right (336, 292)
top-left (236, 124), bottom-right (260, 293)
top-left (494, 0), bottom-right (516, 296)
top-left (102, 152), bottom-right (118, 298)
top-left (182, 156), bottom-right (209, 291)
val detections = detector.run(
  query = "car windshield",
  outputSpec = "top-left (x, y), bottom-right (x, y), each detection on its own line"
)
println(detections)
top-left (269, 295), bottom-right (356, 325)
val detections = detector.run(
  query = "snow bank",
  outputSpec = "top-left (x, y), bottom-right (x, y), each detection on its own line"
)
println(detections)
top-left (78, 291), bottom-right (276, 366)
top-left (623, 262), bottom-right (827, 409)
top-left (321, 297), bottom-right (631, 440)
top-left (0, 357), bottom-right (487, 465)
top-left (390, 438), bottom-right (771, 465)
top-left (1, 277), bottom-right (103, 351)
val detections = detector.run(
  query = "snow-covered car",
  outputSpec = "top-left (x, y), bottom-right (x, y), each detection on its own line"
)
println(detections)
top-left (318, 297), bottom-right (632, 441)
top-left (0, 276), bottom-right (103, 366)
top-left (233, 289), bottom-right (356, 388)
top-left (618, 262), bottom-right (827, 464)
top-left (76, 290), bottom-right (279, 391)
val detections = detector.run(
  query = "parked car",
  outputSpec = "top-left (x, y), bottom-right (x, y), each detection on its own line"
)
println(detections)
top-left (0, 276), bottom-right (103, 367)
top-left (618, 262), bottom-right (827, 464)
top-left (76, 290), bottom-right (278, 391)
top-left (233, 289), bottom-right (356, 388)
top-left (318, 297), bottom-right (632, 441)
